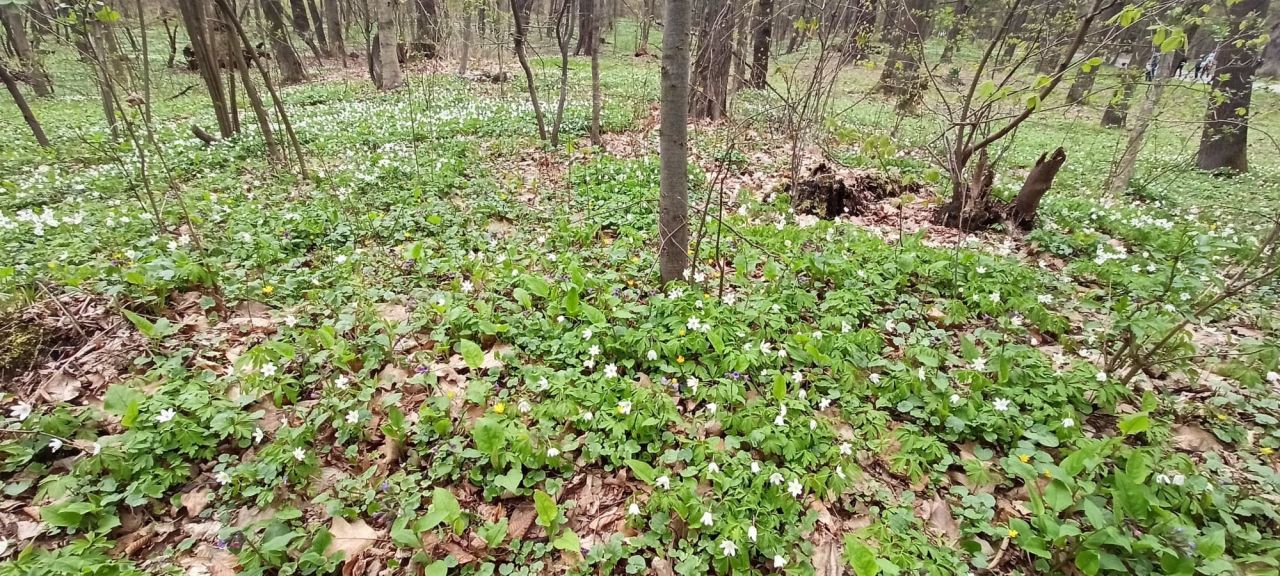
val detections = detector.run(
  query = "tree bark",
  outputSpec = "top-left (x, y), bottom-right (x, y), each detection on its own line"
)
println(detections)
top-left (1008, 147), bottom-right (1066, 229)
top-left (1066, 65), bottom-right (1097, 103)
top-left (459, 6), bottom-right (473, 73)
top-left (372, 0), bottom-right (402, 89)
top-left (575, 0), bottom-right (597, 55)
top-left (589, 0), bottom-right (602, 145)
top-left (414, 0), bottom-right (440, 57)
top-left (876, 0), bottom-right (933, 109)
top-left (289, 0), bottom-right (324, 63)
top-left (324, 0), bottom-right (345, 65)
top-left (261, 0), bottom-right (307, 83)
top-left (510, 0), bottom-right (547, 140)
top-left (659, 0), bottom-right (692, 284)
top-left (940, 0), bottom-right (967, 64)
top-left (308, 0), bottom-right (328, 52)
top-left (635, 0), bottom-right (654, 55)
top-left (689, 0), bottom-right (733, 120)
top-left (1260, 13), bottom-right (1280, 78)
top-left (748, 0), bottom-right (773, 89)
top-left (0, 62), bottom-right (50, 146)
top-left (177, 0), bottom-right (235, 137)
top-left (1, 5), bottom-right (51, 96)
top-left (1197, 0), bottom-right (1267, 172)
top-left (551, 0), bottom-right (573, 145)
top-left (1100, 30), bottom-right (1149, 128)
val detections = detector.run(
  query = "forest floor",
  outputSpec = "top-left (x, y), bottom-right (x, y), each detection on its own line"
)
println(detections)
top-left (2, 37), bottom-right (1280, 576)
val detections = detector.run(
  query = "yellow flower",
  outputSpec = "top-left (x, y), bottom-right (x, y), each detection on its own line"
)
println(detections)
top-left (678, 329), bottom-right (687, 337)
top-left (493, 402), bottom-right (506, 414)
top-left (262, 285), bottom-right (275, 295)
top-left (1042, 469), bottom-right (1053, 478)
top-left (1262, 447), bottom-right (1275, 455)
top-left (1018, 454), bottom-right (1030, 463)
top-left (1216, 414), bottom-right (1228, 421)
top-left (627, 279), bottom-right (636, 286)
top-left (676, 355), bottom-right (685, 364)
top-left (1007, 529), bottom-right (1019, 539)
top-left (631, 257), bottom-right (639, 263)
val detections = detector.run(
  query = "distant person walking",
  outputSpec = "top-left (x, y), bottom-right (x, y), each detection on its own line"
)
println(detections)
top-left (1196, 52), bottom-right (1216, 82)
top-left (1146, 54), bottom-right (1160, 81)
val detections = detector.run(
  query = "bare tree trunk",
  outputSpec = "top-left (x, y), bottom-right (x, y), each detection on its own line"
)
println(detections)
top-left (162, 17), bottom-right (179, 67)
top-left (177, 0), bottom-right (235, 137)
top-left (1197, 0), bottom-right (1267, 172)
top-left (308, 0), bottom-right (329, 53)
top-left (262, 0), bottom-right (307, 83)
top-left (876, 0), bottom-right (933, 109)
top-left (731, 0), bottom-right (749, 92)
top-left (689, 0), bottom-right (733, 120)
top-left (371, 0), bottom-right (401, 89)
top-left (1066, 64), bottom-right (1097, 103)
top-left (1260, 13), bottom-right (1280, 78)
top-left (635, 0), bottom-right (654, 55)
top-left (85, 22), bottom-right (120, 140)
top-left (551, 0), bottom-right (573, 145)
top-left (135, 0), bottom-right (152, 126)
top-left (0, 62), bottom-right (50, 146)
top-left (659, 0), bottom-right (692, 284)
top-left (459, 6), bottom-right (473, 73)
top-left (288, 0), bottom-right (324, 64)
top-left (575, 0), bottom-right (596, 55)
top-left (1101, 33), bottom-right (1148, 128)
top-left (940, 0), bottom-right (967, 64)
top-left (1, 5), bottom-right (51, 96)
top-left (748, 0), bottom-right (773, 89)
top-left (414, 0), bottom-right (440, 57)
top-left (510, 0), bottom-right (547, 140)
top-left (589, 0), bottom-right (602, 146)
top-left (324, 0), bottom-right (346, 65)
top-left (1008, 147), bottom-right (1066, 228)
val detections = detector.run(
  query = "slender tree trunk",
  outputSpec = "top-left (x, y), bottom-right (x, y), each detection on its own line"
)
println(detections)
top-left (372, 0), bottom-right (402, 89)
top-left (689, 0), bottom-right (733, 120)
top-left (1197, 0), bottom-right (1267, 172)
top-left (635, 0), bottom-right (654, 55)
top-left (324, 0), bottom-right (346, 65)
top-left (1, 5), bottom-right (51, 96)
top-left (86, 22), bottom-right (120, 140)
top-left (163, 17), bottom-right (178, 67)
top-left (748, 0), bottom-right (773, 89)
top-left (659, 0), bottom-right (692, 284)
top-left (1066, 64), bottom-right (1097, 103)
top-left (940, 0), bottom-right (967, 63)
top-left (731, 1), bottom-right (749, 92)
top-left (459, 7), bottom-right (473, 74)
top-left (177, 0), bottom-right (235, 137)
top-left (308, 0), bottom-right (329, 52)
top-left (262, 0), bottom-right (307, 83)
top-left (1260, 13), bottom-right (1280, 78)
top-left (135, 0), bottom-right (151, 126)
top-left (288, 0), bottom-right (324, 63)
top-left (575, 0), bottom-right (596, 55)
top-left (414, 0), bottom-right (440, 57)
top-left (551, 0), bottom-right (573, 145)
top-left (0, 62), bottom-right (50, 146)
top-left (589, 0), bottom-right (602, 146)
top-left (510, 0), bottom-right (547, 140)
top-left (876, 0), bottom-right (933, 109)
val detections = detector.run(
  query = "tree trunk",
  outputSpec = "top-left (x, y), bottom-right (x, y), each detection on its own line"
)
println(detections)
top-left (261, 0), bottom-right (307, 83)
top-left (510, 0), bottom-right (547, 140)
top-left (177, 0), bottom-right (235, 137)
top-left (1260, 14), bottom-right (1280, 78)
top-left (689, 0), bottom-right (733, 120)
top-left (288, 0), bottom-right (324, 63)
top-left (659, 0), bottom-right (692, 284)
top-left (0, 62), bottom-right (50, 146)
top-left (1, 5), bottom-right (51, 97)
top-left (635, 0), bottom-right (654, 55)
top-left (939, 0), bottom-right (967, 64)
top-left (876, 0), bottom-right (933, 110)
top-left (748, 0), bottom-right (773, 89)
top-left (85, 22), bottom-right (120, 140)
top-left (1008, 148), bottom-right (1066, 229)
top-left (551, 0), bottom-right (573, 145)
top-left (589, 0), bottom-right (602, 145)
top-left (324, 0), bottom-right (345, 65)
top-left (308, 0), bottom-right (329, 53)
top-left (459, 7), bottom-right (473, 73)
top-left (730, 0), bottom-right (749, 92)
top-left (372, 0), bottom-right (402, 89)
top-left (1197, 0), bottom-right (1267, 172)
top-left (414, 0), bottom-right (440, 57)
top-left (1066, 65), bottom-right (1097, 103)
top-left (575, 0), bottom-right (596, 55)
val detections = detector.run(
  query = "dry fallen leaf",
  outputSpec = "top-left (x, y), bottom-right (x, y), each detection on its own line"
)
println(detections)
top-left (325, 517), bottom-right (380, 560)
top-left (1173, 424), bottom-right (1223, 453)
top-left (812, 537), bottom-right (844, 576)
top-left (917, 495), bottom-right (960, 544)
top-left (375, 303), bottom-right (409, 325)
top-left (180, 489), bottom-right (212, 517)
top-left (39, 371), bottom-right (82, 403)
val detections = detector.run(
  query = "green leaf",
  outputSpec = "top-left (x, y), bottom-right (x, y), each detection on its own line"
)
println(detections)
top-left (563, 289), bottom-right (581, 314)
top-left (1197, 527), bottom-right (1226, 559)
top-left (1044, 479), bottom-right (1073, 512)
top-left (422, 488), bottom-right (461, 531)
top-left (103, 385), bottom-right (143, 428)
top-left (459, 339), bottom-right (484, 369)
top-left (1076, 550), bottom-right (1101, 575)
top-left (551, 528), bottom-right (581, 554)
top-left (472, 417), bottom-right (505, 460)
top-left (625, 459), bottom-right (657, 484)
top-left (1117, 413), bottom-right (1150, 435)
top-left (845, 540), bottom-right (880, 576)
top-left (533, 490), bottom-right (558, 528)
top-left (424, 560), bottom-right (448, 576)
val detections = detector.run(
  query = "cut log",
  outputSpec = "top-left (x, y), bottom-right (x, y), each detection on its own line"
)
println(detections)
top-left (1007, 147), bottom-right (1066, 229)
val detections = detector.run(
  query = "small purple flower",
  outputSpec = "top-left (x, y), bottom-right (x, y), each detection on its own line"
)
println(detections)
top-left (380, 480), bottom-right (390, 492)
